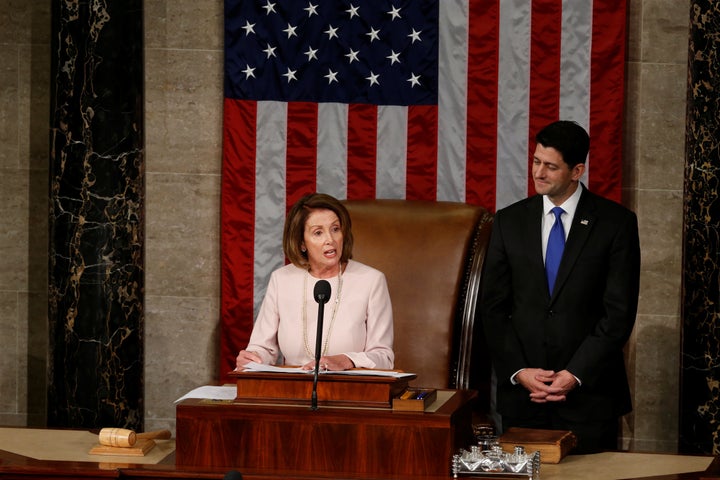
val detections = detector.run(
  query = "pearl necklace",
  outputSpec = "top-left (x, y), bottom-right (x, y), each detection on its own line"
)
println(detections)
top-left (302, 266), bottom-right (343, 359)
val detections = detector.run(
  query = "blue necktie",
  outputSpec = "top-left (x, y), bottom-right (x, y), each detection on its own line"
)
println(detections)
top-left (545, 207), bottom-right (565, 294)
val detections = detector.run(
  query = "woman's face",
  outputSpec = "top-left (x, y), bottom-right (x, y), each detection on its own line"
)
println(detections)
top-left (302, 208), bottom-right (344, 278)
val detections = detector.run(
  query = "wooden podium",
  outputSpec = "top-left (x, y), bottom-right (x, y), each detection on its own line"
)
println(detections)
top-left (175, 371), bottom-right (477, 477)
top-left (230, 368), bottom-right (414, 408)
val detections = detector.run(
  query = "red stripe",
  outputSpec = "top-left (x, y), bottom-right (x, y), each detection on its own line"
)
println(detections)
top-left (286, 102), bottom-right (319, 209)
top-left (465, 0), bottom-right (500, 210)
top-left (346, 104), bottom-right (377, 199)
top-left (406, 105), bottom-right (438, 201)
top-left (589, 0), bottom-right (626, 204)
top-left (220, 98), bottom-right (257, 382)
top-left (527, 0), bottom-right (563, 195)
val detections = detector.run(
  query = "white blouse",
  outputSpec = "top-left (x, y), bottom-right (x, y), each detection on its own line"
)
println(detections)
top-left (245, 260), bottom-right (394, 369)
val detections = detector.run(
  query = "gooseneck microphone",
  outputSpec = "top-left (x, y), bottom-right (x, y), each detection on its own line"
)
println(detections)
top-left (311, 279), bottom-right (331, 410)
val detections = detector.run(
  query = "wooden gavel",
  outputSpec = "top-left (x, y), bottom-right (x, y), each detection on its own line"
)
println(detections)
top-left (98, 428), bottom-right (172, 447)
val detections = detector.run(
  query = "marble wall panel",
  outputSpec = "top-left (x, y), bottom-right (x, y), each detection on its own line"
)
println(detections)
top-left (635, 63), bottom-right (688, 191)
top-left (47, 0), bottom-right (145, 430)
top-left (144, 294), bottom-right (220, 433)
top-left (0, 46), bottom-right (19, 169)
top-left (22, 291), bottom-right (48, 426)
top-left (0, 0), bottom-right (50, 428)
top-left (145, 172), bottom-right (221, 299)
top-left (144, 48), bottom-right (223, 175)
top-left (636, 189), bottom-right (684, 316)
top-left (18, 44), bottom-right (51, 171)
top-left (632, 313), bottom-right (681, 452)
top-left (680, 0), bottom-right (720, 454)
top-left (623, 0), bottom-right (688, 453)
top-left (144, 0), bottom-right (223, 50)
top-left (0, 1), bottom-right (49, 45)
top-left (0, 171), bottom-right (29, 291)
top-left (0, 291), bottom-right (19, 413)
top-left (641, 0), bottom-right (693, 64)
top-left (630, 189), bottom-right (684, 452)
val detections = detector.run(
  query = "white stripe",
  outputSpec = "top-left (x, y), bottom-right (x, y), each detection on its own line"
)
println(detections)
top-left (437, 0), bottom-right (469, 203)
top-left (560, 0), bottom-right (592, 185)
top-left (496, 0), bottom-right (532, 211)
top-left (376, 105), bottom-right (407, 199)
top-left (253, 101), bottom-right (287, 319)
top-left (316, 102), bottom-right (348, 199)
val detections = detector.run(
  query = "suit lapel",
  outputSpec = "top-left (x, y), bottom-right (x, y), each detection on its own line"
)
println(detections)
top-left (551, 187), bottom-right (596, 300)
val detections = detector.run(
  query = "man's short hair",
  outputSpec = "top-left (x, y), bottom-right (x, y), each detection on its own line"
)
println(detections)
top-left (535, 120), bottom-right (590, 168)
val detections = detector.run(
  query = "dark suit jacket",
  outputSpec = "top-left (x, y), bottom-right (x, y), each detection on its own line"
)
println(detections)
top-left (480, 186), bottom-right (640, 423)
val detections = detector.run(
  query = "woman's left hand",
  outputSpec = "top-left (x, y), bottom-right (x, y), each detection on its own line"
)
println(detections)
top-left (303, 354), bottom-right (354, 371)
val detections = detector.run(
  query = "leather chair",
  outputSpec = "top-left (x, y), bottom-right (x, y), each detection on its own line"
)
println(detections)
top-left (342, 199), bottom-right (493, 402)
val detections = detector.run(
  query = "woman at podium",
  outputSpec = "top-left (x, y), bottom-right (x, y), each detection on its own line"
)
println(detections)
top-left (235, 193), bottom-right (394, 372)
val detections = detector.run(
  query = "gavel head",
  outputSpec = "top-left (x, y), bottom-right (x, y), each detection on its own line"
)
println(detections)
top-left (98, 427), bottom-right (137, 447)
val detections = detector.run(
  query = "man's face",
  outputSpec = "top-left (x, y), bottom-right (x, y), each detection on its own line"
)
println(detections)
top-left (532, 143), bottom-right (585, 205)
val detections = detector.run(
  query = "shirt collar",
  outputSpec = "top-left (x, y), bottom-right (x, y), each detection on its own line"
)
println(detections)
top-left (543, 182), bottom-right (583, 218)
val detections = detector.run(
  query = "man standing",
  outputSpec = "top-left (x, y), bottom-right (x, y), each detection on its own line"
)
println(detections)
top-left (480, 120), bottom-right (640, 453)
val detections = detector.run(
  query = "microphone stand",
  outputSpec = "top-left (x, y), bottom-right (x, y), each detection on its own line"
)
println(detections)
top-left (311, 295), bottom-right (327, 411)
top-left (311, 280), bottom-right (331, 410)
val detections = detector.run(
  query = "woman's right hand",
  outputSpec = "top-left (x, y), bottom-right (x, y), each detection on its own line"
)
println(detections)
top-left (235, 350), bottom-right (263, 370)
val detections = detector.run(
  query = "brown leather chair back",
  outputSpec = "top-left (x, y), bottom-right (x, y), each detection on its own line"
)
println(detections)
top-left (343, 199), bottom-right (492, 391)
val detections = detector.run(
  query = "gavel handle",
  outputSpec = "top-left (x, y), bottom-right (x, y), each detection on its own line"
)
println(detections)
top-left (136, 429), bottom-right (172, 440)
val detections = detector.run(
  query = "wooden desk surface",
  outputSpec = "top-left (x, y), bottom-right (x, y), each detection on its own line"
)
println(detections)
top-left (541, 451), bottom-right (713, 480)
top-left (0, 427), bottom-right (716, 480)
top-left (0, 427), bottom-right (175, 464)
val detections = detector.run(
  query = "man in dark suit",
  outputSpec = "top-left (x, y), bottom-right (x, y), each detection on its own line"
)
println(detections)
top-left (480, 120), bottom-right (640, 454)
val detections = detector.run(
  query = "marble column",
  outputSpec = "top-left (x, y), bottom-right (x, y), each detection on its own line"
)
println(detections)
top-left (680, 0), bottom-right (720, 454)
top-left (47, 0), bottom-right (144, 430)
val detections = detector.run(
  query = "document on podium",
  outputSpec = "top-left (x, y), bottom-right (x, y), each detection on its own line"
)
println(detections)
top-left (240, 361), bottom-right (415, 378)
top-left (174, 385), bottom-right (237, 403)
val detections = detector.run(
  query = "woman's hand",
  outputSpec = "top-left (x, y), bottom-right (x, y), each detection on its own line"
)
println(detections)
top-left (302, 354), bottom-right (355, 371)
top-left (235, 350), bottom-right (262, 370)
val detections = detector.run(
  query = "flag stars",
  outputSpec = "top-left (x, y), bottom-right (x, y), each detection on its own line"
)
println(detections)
top-left (304, 2), bottom-right (318, 17)
top-left (387, 6), bottom-right (401, 20)
top-left (325, 69), bottom-right (338, 84)
top-left (284, 23), bottom-right (298, 39)
top-left (304, 46), bottom-right (318, 61)
top-left (407, 73), bottom-right (421, 87)
top-left (346, 49), bottom-right (360, 63)
top-left (263, 44), bottom-right (277, 59)
top-left (366, 27), bottom-right (381, 42)
top-left (283, 68), bottom-right (298, 82)
top-left (366, 71), bottom-right (380, 86)
top-left (262, 1), bottom-right (276, 15)
top-left (242, 65), bottom-right (256, 79)
top-left (387, 50), bottom-right (401, 65)
top-left (346, 4), bottom-right (360, 18)
top-left (408, 28), bottom-right (422, 43)
top-left (325, 25), bottom-right (339, 40)
top-left (242, 20), bottom-right (255, 36)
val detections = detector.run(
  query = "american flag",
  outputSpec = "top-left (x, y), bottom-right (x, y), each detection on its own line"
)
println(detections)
top-left (220, 0), bottom-right (627, 379)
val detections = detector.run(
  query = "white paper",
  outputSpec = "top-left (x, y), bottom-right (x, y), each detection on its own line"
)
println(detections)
top-left (240, 361), bottom-right (415, 378)
top-left (174, 385), bottom-right (237, 403)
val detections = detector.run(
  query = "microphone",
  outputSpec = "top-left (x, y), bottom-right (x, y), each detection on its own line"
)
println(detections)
top-left (223, 470), bottom-right (243, 480)
top-left (311, 279), bottom-right (331, 410)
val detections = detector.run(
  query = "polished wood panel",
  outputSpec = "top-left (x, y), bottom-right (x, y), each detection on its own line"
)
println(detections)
top-left (230, 370), bottom-right (414, 408)
top-left (0, 447), bottom-right (717, 480)
top-left (175, 390), bottom-right (477, 477)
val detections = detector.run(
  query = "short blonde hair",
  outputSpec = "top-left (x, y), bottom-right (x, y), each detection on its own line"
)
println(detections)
top-left (283, 193), bottom-right (354, 269)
